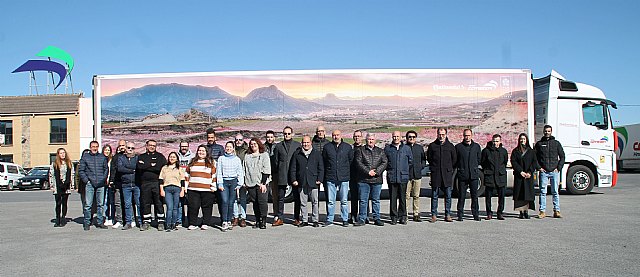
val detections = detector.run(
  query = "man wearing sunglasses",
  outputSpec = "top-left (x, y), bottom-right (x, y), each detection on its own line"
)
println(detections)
top-left (118, 142), bottom-right (140, 230)
top-left (405, 131), bottom-right (426, 222)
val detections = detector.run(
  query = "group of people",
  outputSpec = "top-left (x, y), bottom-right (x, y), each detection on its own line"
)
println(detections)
top-left (49, 124), bottom-right (565, 231)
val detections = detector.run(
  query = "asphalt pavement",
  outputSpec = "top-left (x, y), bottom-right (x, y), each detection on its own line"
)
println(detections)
top-left (1, 173), bottom-right (639, 276)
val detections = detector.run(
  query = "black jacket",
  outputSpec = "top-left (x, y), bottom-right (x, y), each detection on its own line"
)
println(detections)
top-left (322, 141), bottom-right (353, 183)
top-left (511, 146), bottom-right (539, 203)
top-left (455, 140), bottom-right (481, 181)
top-left (273, 139), bottom-right (301, 186)
top-left (427, 138), bottom-right (457, 188)
top-left (136, 151), bottom-right (167, 185)
top-left (350, 144), bottom-right (365, 182)
top-left (534, 136), bottom-right (565, 172)
top-left (207, 142), bottom-right (225, 161)
top-left (78, 151), bottom-right (109, 188)
top-left (384, 143), bottom-right (413, 184)
top-left (354, 145), bottom-right (388, 184)
top-left (312, 135), bottom-right (330, 155)
top-left (407, 143), bottom-right (426, 180)
top-left (289, 148), bottom-right (324, 188)
top-left (481, 142), bottom-right (509, 188)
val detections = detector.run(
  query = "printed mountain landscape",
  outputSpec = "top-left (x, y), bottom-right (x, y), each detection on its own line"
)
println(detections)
top-left (102, 83), bottom-right (525, 121)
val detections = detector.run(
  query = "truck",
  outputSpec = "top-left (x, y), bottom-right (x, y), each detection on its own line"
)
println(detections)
top-left (614, 123), bottom-right (640, 171)
top-left (92, 69), bottom-right (617, 200)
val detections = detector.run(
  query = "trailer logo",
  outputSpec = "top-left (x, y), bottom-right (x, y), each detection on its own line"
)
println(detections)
top-left (433, 80), bottom-right (499, 91)
top-left (11, 46), bottom-right (74, 90)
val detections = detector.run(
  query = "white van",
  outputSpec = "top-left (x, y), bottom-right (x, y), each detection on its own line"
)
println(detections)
top-left (0, 162), bottom-right (27, 191)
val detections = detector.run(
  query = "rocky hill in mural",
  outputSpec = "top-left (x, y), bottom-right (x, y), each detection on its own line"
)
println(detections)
top-left (101, 83), bottom-right (322, 121)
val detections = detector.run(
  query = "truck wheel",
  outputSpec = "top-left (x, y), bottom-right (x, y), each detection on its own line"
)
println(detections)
top-left (7, 181), bottom-right (14, 191)
top-left (566, 165), bottom-right (595, 195)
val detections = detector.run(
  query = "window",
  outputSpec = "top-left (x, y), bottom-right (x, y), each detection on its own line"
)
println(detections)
top-left (0, 155), bottom-right (13, 163)
top-left (0, 120), bottom-right (13, 145)
top-left (582, 102), bottom-right (608, 130)
top-left (7, 165), bottom-right (18, 174)
top-left (50, 118), bottom-right (67, 144)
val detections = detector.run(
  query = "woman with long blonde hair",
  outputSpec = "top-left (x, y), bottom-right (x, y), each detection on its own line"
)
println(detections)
top-left (49, 148), bottom-right (75, 227)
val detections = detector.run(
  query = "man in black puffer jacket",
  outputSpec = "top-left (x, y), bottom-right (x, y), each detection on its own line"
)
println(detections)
top-left (78, 141), bottom-right (109, 231)
top-left (354, 133), bottom-right (388, 226)
top-left (534, 125), bottom-right (565, 219)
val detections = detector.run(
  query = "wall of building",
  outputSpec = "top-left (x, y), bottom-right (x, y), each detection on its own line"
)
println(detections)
top-left (0, 113), bottom-right (81, 167)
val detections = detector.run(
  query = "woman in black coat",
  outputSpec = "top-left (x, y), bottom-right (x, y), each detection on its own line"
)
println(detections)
top-left (510, 133), bottom-right (539, 219)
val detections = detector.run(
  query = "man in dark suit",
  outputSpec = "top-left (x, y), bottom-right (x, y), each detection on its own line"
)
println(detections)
top-left (289, 135), bottom-right (324, 227)
top-left (272, 126), bottom-right (301, 226)
top-left (427, 128), bottom-right (457, 223)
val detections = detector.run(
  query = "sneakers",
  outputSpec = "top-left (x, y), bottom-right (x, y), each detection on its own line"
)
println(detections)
top-left (553, 210), bottom-right (563, 218)
top-left (104, 220), bottom-right (113, 226)
top-left (221, 222), bottom-right (229, 232)
top-left (112, 222), bottom-right (122, 229)
top-left (140, 222), bottom-right (150, 231)
top-left (537, 211), bottom-right (546, 219)
top-left (200, 225), bottom-right (209, 230)
top-left (131, 221), bottom-right (137, 228)
top-left (187, 225), bottom-right (199, 230)
top-left (158, 224), bottom-right (165, 231)
top-left (121, 224), bottom-right (132, 230)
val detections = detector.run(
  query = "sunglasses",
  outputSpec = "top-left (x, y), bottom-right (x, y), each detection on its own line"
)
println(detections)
top-left (127, 147), bottom-right (135, 150)
top-left (283, 133), bottom-right (292, 135)
top-left (407, 136), bottom-right (416, 138)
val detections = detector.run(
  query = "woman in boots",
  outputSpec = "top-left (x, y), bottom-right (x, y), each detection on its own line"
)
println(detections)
top-left (511, 133), bottom-right (539, 219)
top-left (49, 148), bottom-right (75, 227)
top-left (243, 138), bottom-right (271, 229)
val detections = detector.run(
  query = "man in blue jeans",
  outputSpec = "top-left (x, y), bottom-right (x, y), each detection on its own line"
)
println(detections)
top-left (353, 133), bottom-right (388, 227)
top-left (78, 141), bottom-right (109, 231)
top-left (117, 142), bottom-right (141, 230)
top-left (535, 125), bottom-right (565, 219)
top-left (322, 130), bottom-right (353, 227)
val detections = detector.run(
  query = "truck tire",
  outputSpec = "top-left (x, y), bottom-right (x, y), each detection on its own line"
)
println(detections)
top-left (7, 181), bottom-right (14, 191)
top-left (566, 165), bottom-right (595, 195)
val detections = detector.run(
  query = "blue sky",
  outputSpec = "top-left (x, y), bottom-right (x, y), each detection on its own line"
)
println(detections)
top-left (1, 1), bottom-right (638, 124)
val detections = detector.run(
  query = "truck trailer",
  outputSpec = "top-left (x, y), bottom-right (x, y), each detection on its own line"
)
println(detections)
top-left (615, 123), bottom-right (640, 171)
top-left (92, 69), bottom-right (617, 198)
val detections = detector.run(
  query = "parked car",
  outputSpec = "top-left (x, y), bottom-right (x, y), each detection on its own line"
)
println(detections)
top-left (17, 166), bottom-right (50, 191)
top-left (0, 162), bottom-right (27, 190)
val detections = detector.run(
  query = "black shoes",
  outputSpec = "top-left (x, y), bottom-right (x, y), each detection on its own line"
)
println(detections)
top-left (353, 221), bottom-right (365, 227)
top-left (298, 222), bottom-right (309, 227)
top-left (374, 220), bottom-right (384, 226)
top-left (390, 217), bottom-right (397, 225)
top-left (83, 224), bottom-right (90, 231)
top-left (95, 224), bottom-right (108, 229)
top-left (342, 221), bottom-right (349, 227)
top-left (313, 222), bottom-right (320, 228)
top-left (497, 213), bottom-right (505, 220)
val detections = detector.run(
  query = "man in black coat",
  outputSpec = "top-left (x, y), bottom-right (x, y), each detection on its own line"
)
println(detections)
top-left (427, 128), bottom-right (457, 223)
top-left (264, 130), bottom-right (279, 219)
top-left (289, 135), bottom-right (324, 227)
top-left (455, 129), bottom-right (482, 221)
top-left (272, 126), bottom-right (301, 226)
top-left (481, 134), bottom-right (509, 220)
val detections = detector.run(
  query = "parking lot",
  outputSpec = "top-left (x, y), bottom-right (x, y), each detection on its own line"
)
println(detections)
top-left (1, 173), bottom-right (639, 276)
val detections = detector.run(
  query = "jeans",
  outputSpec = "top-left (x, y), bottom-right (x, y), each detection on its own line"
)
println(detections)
top-left (325, 181), bottom-right (349, 223)
top-left (83, 183), bottom-right (105, 226)
top-left (233, 186), bottom-right (247, 219)
top-left (220, 179), bottom-right (238, 222)
top-left (358, 182), bottom-right (382, 222)
top-left (539, 171), bottom-right (560, 212)
top-left (164, 186), bottom-right (181, 226)
top-left (457, 178), bottom-right (479, 218)
top-left (122, 185), bottom-right (141, 225)
top-left (431, 186), bottom-right (452, 217)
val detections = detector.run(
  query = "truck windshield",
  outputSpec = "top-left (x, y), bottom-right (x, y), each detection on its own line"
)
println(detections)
top-left (582, 102), bottom-right (608, 129)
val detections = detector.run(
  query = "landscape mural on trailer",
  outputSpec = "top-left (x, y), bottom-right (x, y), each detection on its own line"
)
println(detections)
top-left (99, 71), bottom-right (529, 156)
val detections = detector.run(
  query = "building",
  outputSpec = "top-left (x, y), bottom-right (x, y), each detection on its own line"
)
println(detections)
top-left (0, 94), bottom-right (93, 167)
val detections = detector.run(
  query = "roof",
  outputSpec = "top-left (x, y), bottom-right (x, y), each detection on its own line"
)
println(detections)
top-left (0, 94), bottom-right (81, 115)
